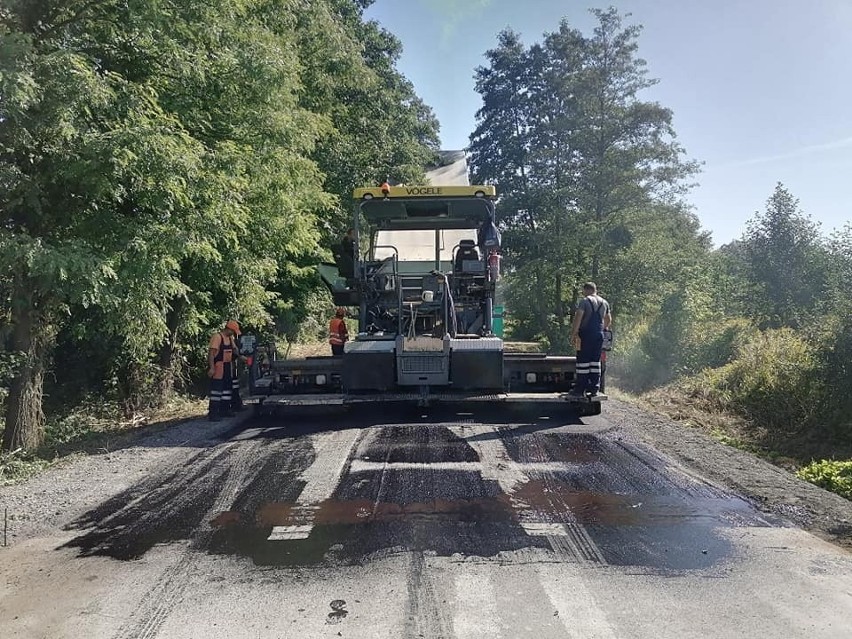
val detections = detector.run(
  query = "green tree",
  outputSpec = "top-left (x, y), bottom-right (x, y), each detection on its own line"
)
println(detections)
top-left (469, 30), bottom-right (551, 338)
top-left (469, 9), bottom-right (702, 349)
top-left (301, 0), bottom-right (440, 202)
top-left (1, 0), bottom-right (326, 448)
top-left (740, 183), bottom-right (829, 329)
top-left (827, 223), bottom-right (852, 312)
top-left (598, 202), bottom-right (710, 319)
top-left (1, 1), bottom-right (150, 448)
top-left (1, 0), bottom-right (442, 449)
top-left (272, 0), bottom-right (440, 337)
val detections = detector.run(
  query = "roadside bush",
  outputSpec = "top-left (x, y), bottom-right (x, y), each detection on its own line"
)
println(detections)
top-left (690, 328), bottom-right (820, 432)
top-left (611, 310), bottom-right (752, 392)
top-left (0, 449), bottom-right (52, 485)
top-left (43, 412), bottom-right (106, 447)
top-left (796, 460), bottom-right (852, 501)
top-left (609, 320), bottom-right (671, 390)
top-left (274, 287), bottom-right (333, 344)
top-left (686, 317), bottom-right (752, 373)
top-left (812, 316), bottom-right (852, 448)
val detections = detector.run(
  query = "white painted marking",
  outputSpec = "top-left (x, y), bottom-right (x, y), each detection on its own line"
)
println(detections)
top-left (348, 459), bottom-right (578, 474)
top-left (522, 522), bottom-right (567, 536)
top-left (265, 422), bottom-right (606, 566)
top-left (449, 424), bottom-right (526, 494)
top-left (537, 563), bottom-right (617, 639)
top-left (448, 422), bottom-right (605, 564)
top-left (297, 430), bottom-right (362, 502)
top-left (267, 524), bottom-right (314, 540)
top-left (267, 428), bottom-right (362, 541)
top-left (453, 572), bottom-right (502, 639)
top-left (350, 460), bottom-right (482, 473)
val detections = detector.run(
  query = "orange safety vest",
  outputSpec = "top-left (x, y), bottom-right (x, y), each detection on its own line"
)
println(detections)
top-left (328, 318), bottom-right (348, 345)
top-left (209, 332), bottom-right (237, 380)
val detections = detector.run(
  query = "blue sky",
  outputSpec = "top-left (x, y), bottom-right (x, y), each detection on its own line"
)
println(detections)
top-left (364, 0), bottom-right (852, 246)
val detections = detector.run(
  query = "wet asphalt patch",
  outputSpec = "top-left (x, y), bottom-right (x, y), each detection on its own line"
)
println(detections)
top-left (63, 406), bottom-right (781, 572)
top-left (62, 440), bottom-right (316, 560)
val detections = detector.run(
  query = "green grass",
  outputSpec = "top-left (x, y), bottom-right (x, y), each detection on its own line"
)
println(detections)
top-left (796, 460), bottom-right (852, 501)
top-left (0, 450), bottom-right (54, 485)
top-left (0, 394), bottom-right (206, 485)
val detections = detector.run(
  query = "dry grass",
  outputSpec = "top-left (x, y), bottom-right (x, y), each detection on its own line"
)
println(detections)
top-left (282, 341), bottom-right (332, 359)
top-left (1, 394), bottom-right (209, 485)
top-left (503, 341), bottom-right (546, 353)
top-left (613, 380), bottom-right (801, 470)
top-left (145, 395), bottom-right (207, 424)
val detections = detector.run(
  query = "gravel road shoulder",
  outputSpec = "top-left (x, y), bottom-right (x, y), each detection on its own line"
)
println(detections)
top-left (606, 399), bottom-right (852, 551)
top-left (0, 414), bottom-right (246, 545)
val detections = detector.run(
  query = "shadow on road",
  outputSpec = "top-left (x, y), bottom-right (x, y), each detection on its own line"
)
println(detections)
top-left (60, 403), bottom-right (774, 573)
top-left (61, 436), bottom-right (316, 560)
top-left (236, 402), bottom-right (588, 440)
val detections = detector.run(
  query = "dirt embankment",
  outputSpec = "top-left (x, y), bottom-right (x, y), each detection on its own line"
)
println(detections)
top-left (606, 399), bottom-right (852, 551)
top-left (0, 413), bottom-right (245, 544)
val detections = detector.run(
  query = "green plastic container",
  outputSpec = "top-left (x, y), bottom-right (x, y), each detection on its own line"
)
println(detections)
top-left (492, 305), bottom-right (504, 337)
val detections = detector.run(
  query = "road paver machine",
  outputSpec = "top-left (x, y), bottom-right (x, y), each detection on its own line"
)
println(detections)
top-left (247, 183), bottom-right (604, 416)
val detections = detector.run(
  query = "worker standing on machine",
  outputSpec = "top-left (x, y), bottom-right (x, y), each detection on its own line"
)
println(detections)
top-left (328, 307), bottom-right (349, 357)
top-left (569, 282), bottom-right (612, 397)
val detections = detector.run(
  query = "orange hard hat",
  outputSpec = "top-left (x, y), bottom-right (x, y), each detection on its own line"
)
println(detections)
top-left (225, 319), bottom-right (241, 335)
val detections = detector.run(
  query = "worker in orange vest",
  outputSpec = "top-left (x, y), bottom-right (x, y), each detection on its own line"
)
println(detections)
top-left (207, 319), bottom-right (242, 421)
top-left (328, 307), bottom-right (349, 357)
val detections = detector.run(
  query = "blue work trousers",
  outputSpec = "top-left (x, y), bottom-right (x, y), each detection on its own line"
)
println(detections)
top-left (576, 331), bottom-right (604, 392)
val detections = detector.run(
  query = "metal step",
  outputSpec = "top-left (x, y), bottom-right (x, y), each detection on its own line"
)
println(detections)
top-left (253, 391), bottom-right (607, 407)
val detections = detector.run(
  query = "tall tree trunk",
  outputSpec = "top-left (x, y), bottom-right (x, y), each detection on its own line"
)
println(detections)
top-left (553, 271), bottom-right (568, 353)
top-left (534, 266), bottom-right (547, 337)
top-left (591, 197), bottom-right (603, 279)
top-left (2, 288), bottom-right (52, 452)
top-left (157, 297), bottom-right (186, 398)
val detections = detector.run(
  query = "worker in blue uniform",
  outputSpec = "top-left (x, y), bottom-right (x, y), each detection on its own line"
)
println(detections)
top-left (569, 282), bottom-right (612, 397)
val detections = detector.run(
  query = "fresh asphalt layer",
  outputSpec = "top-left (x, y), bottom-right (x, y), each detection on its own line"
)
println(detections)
top-left (2, 402), bottom-right (852, 638)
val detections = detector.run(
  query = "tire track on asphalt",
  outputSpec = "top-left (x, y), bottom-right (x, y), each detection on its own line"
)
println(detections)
top-left (448, 421), bottom-right (608, 564)
top-left (535, 562), bottom-right (617, 639)
top-left (404, 551), bottom-right (454, 639)
top-left (443, 418), bottom-right (615, 637)
top-left (114, 437), bottom-right (266, 639)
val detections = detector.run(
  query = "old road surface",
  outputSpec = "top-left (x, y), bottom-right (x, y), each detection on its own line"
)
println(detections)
top-left (2, 401), bottom-right (851, 638)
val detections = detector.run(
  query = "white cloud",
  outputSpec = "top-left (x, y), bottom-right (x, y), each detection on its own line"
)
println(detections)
top-left (421, 0), bottom-right (494, 43)
top-left (712, 135), bottom-right (852, 170)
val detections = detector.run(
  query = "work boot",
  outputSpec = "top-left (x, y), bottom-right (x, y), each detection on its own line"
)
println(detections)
top-left (566, 387), bottom-right (587, 398)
